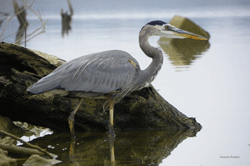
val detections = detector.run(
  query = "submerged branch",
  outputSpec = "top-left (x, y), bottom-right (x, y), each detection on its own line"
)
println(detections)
top-left (0, 130), bottom-right (55, 158)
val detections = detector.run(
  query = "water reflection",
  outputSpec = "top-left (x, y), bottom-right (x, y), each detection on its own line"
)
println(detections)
top-left (0, 12), bottom-right (9, 27)
top-left (29, 129), bottom-right (199, 165)
top-left (159, 38), bottom-right (210, 70)
top-left (12, 0), bottom-right (29, 46)
top-left (61, 0), bottom-right (73, 38)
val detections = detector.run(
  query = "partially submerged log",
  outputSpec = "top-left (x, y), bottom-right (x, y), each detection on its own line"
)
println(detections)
top-left (0, 42), bottom-right (201, 132)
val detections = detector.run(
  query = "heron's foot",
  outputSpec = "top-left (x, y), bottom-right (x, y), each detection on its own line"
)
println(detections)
top-left (68, 117), bottom-right (75, 137)
top-left (108, 125), bottom-right (116, 137)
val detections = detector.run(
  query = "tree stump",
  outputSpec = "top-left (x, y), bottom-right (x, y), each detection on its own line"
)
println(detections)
top-left (0, 42), bottom-right (201, 132)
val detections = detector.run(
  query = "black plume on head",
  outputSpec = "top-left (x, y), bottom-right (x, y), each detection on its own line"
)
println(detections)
top-left (146, 20), bottom-right (167, 26)
top-left (140, 20), bottom-right (167, 32)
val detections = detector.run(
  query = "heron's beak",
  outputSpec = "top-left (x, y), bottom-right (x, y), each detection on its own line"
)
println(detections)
top-left (174, 28), bottom-right (207, 40)
top-left (162, 25), bottom-right (208, 40)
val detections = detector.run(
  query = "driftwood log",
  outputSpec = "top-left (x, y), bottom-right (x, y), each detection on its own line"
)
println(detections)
top-left (0, 42), bottom-right (201, 132)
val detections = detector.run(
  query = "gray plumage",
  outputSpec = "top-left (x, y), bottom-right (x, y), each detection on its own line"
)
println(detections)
top-left (28, 50), bottom-right (139, 93)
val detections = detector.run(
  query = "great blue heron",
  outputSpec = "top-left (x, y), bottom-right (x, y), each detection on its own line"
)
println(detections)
top-left (27, 20), bottom-right (207, 136)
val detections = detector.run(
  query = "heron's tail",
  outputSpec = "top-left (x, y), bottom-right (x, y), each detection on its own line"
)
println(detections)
top-left (27, 75), bottom-right (62, 94)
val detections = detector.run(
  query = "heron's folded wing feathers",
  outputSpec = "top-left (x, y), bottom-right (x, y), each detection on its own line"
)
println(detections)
top-left (60, 50), bottom-right (139, 93)
top-left (27, 50), bottom-right (139, 94)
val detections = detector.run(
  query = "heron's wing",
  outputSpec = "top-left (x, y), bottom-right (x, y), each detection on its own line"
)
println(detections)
top-left (28, 50), bottom-right (140, 94)
top-left (61, 50), bottom-right (140, 93)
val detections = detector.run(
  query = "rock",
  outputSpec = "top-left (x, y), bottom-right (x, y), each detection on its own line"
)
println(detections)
top-left (0, 149), bottom-right (8, 156)
top-left (0, 117), bottom-right (22, 134)
top-left (0, 117), bottom-right (15, 133)
top-left (0, 117), bottom-right (23, 145)
top-left (0, 148), bottom-right (17, 166)
top-left (23, 154), bottom-right (61, 166)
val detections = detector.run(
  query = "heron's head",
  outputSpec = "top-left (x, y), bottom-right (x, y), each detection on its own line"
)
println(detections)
top-left (141, 20), bottom-right (207, 40)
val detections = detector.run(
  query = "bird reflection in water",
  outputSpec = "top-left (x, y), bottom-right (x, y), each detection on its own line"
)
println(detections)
top-left (68, 134), bottom-right (116, 166)
top-left (109, 137), bottom-right (115, 166)
top-left (63, 129), bottom-right (199, 165)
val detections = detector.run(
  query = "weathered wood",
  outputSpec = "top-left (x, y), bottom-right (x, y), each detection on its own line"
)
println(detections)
top-left (0, 42), bottom-right (201, 132)
top-left (0, 143), bottom-right (48, 157)
top-left (0, 130), bottom-right (55, 158)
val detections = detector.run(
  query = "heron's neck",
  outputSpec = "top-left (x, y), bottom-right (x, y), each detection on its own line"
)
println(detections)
top-left (139, 33), bottom-right (163, 83)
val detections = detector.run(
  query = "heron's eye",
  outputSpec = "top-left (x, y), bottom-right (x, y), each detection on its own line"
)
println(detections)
top-left (165, 25), bottom-right (169, 30)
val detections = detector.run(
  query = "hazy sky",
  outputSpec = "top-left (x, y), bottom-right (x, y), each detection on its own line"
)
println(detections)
top-left (1, 0), bottom-right (249, 16)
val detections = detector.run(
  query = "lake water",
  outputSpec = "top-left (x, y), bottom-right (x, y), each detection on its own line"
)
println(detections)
top-left (1, 1), bottom-right (250, 165)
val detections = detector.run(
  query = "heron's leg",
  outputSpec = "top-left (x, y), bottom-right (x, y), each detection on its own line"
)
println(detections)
top-left (68, 98), bottom-right (84, 137)
top-left (108, 101), bottom-right (115, 137)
